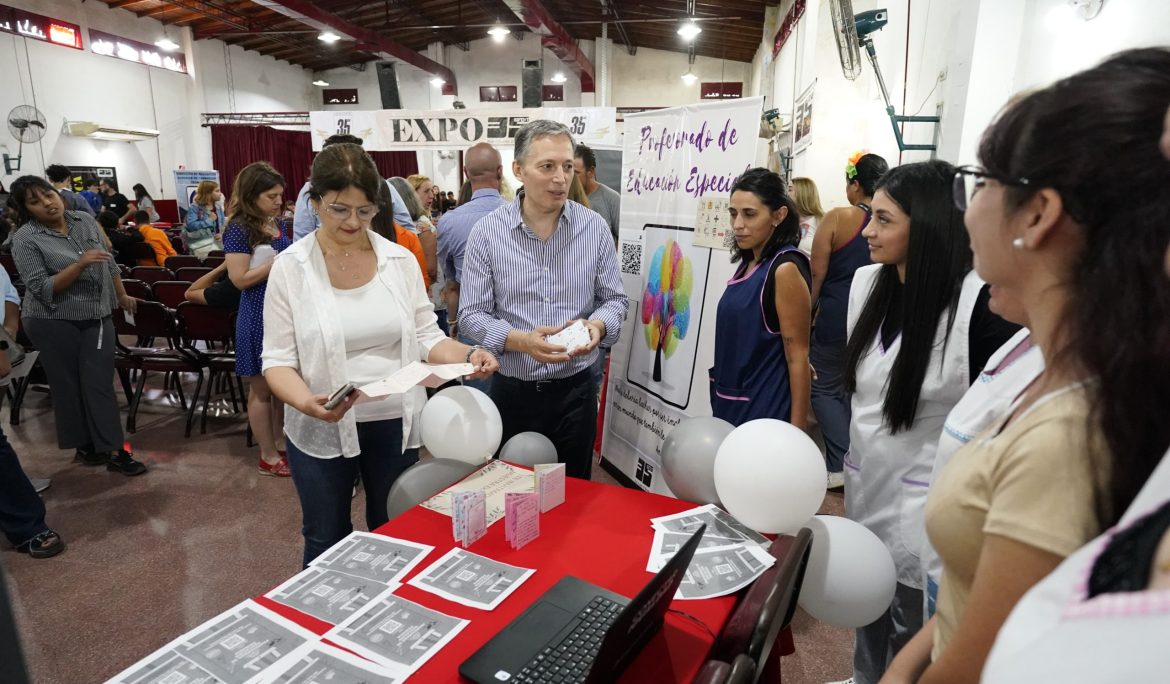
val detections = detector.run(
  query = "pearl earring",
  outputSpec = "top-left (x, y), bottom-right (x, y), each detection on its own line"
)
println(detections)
top-left (1012, 238), bottom-right (1025, 249)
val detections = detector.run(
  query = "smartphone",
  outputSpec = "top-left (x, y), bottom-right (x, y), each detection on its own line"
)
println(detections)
top-left (323, 382), bottom-right (356, 410)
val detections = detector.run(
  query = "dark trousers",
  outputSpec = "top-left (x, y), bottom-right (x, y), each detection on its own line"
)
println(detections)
top-left (286, 418), bottom-right (418, 567)
top-left (491, 370), bottom-right (597, 480)
top-left (22, 317), bottom-right (124, 453)
top-left (810, 338), bottom-right (850, 473)
top-left (0, 425), bottom-right (48, 547)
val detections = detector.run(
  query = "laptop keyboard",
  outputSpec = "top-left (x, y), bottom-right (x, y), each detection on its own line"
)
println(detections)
top-left (510, 596), bottom-right (624, 683)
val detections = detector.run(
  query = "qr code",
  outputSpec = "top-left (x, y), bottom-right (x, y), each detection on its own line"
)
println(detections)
top-left (620, 241), bottom-right (642, 275)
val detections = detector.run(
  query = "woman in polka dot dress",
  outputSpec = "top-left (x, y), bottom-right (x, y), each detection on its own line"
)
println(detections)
top-left (223, 162), bottom-right (294, 477)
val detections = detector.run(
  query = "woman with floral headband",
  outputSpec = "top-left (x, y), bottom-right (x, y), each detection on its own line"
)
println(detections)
top-left (809, 152), bottom-right (888, 489)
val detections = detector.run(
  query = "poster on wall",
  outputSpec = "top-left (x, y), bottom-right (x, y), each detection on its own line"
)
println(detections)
top-left (68, 166), bottom-right (117, 192)
top-left (308, 107), bottom-right (617, 151)
top-left (600, 97), bottom-right (763, 494)
top-left (173, 170), bottom-right (220, 219)
top-left (793, 82), bottom-right (815, 155)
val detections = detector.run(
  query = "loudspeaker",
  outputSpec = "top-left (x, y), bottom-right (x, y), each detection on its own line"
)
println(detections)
top-left (375, 61), bottom-right (402, 109)
top-left (522, 59), bottom-right (542, 109)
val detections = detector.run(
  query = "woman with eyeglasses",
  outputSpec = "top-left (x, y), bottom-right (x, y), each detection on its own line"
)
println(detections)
top-left (262, 143), bottom-right (499, 567)
top-left (841, 160), bottom-right (1020, 684)
top-left (879, 49), bottom-right (1170, 684)
top-left (223, 162), bottom-right (293, 477)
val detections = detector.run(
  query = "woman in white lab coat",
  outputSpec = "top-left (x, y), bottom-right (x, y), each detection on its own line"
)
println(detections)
top-left (841, 160), bottom-right (1019, 684)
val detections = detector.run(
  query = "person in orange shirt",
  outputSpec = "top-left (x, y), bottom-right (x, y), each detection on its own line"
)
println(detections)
top-left (134, 210), bottom-right (177, 266)
top-left (371, 183), bottom-right (430, 290)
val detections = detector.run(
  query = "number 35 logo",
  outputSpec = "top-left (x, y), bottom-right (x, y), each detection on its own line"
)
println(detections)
top-left (569, 116), bottom-right (586, 135)
top-left (336, 118), bottom-right (351, 135)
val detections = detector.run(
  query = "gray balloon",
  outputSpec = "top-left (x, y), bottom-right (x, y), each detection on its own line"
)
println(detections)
top-left (501, 431), bottom-right (558, 466)
top-left (661, 416), bottom-right (735, 504)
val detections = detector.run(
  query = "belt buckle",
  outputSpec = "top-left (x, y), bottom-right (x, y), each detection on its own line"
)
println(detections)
top-left (534, 379), bottom-right (553, 392)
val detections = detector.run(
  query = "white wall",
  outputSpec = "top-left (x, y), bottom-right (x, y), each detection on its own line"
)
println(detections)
top-left (0, 0), bottom-right (311, 197)
top-left (609, 46), bottom-right (753, 108)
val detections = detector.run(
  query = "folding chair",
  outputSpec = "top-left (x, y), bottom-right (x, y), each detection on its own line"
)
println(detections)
top-left (112, 303), bottom-right (206, 435)
top-left (120, 279), bottom-right (153, 301)
top-left (130, 266), bottom-right (175, 286)
top-left (152, 281), bottom-right (191, 310)
top-left (174, 267), bottom-right (213, 282)
top-left (176, 302), bottom-right (244, 433)
top-left (165, 255), bottom-right (202, 271)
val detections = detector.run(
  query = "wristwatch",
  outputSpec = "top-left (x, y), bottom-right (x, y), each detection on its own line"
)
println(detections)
top-left (465, 345), bottom-right (481, 363)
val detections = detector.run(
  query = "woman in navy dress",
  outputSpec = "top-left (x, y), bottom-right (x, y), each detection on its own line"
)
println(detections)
top-left (710, 168), bottom-right (812, 429)
top-left (223, 162), bottom-right (293, 477)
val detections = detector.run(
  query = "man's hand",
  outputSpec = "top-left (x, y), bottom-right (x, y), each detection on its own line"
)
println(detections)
top-left (521, 324), bottom-right (570, 364)
top-left (567, 319), bottom-right (605, 358)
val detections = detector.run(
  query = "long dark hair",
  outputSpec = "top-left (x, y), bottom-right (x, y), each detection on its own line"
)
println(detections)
top-left (843, 160), bottom-right (972, 433)
top-left (132, 183), bottom-right (152, 202)
top-left (7, 175), bottom-right (58, 226)
top-left (370, 180), bottom-right (399, 243)
top-left (729, 167), bottom-right (801, 264)
top-left (226, 162), bottom-right (285, 249)
top-left (979, 48), bottom-right (1170, 528)
top-left (848, 153), bottom-right (889, 199)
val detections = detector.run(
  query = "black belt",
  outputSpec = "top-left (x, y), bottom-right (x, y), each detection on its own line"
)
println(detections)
top-left (495, 369), bottom-right (592, 393)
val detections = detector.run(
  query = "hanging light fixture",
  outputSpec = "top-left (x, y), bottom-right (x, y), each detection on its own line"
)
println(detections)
top-left (677, 21), bottom-right (702, 41)
top-left (430, 76), bottom-right (446, 87)
top-left (487, 22), bottom-right (511, 43)
top-left (681, 69), bottom-right (698, 85)
top-left (155, 6), bottom-right (180, 51)
top-left (312, 79), bottom-right (330, 87)
top-left (551, 72), bottom-right (567, 83)
top-left (318, 31), bottom-right (341, 43)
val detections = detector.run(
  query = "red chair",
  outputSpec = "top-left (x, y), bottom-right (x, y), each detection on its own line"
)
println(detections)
top-left (120, 279), bottom-right (153, 301)
top-left (202, 256), bottom-right (225, 269)
top-left (112, 303), bottom-right (206, 436)
top-left (174, 267), bottom-right (213, 282)
top-left (176, 302), bottom-right (243, 433)
top-left (152, 281), bottom-right (191, 310)
top-left (130, 266), bottom-right (175, 285)
top-left (169, 236), bottom-right (187, 256)
top-left (165, 255), bottom-right (202, 271)
top-left (709, 528), bottom-right (813, 683)
top-left (693, 655), bottom-right (757, 684)
top-left (0, 254), bottom-right (17, 281)
top-left (206, 249), bottom-right (225, 258)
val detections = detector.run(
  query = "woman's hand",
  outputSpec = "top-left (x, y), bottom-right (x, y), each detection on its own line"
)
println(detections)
top-left (118, 294), bottom-right (139, 314)
top-left (78, 249), bottom-right (111, 268)
top-left (466, 348), bottom-right (500, 379)
top-left (300, 392), bottom-right (357, 423)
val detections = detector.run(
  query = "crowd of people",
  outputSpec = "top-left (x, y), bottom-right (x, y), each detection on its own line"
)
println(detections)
top-left (0, 46), bottom-right (1167, 683)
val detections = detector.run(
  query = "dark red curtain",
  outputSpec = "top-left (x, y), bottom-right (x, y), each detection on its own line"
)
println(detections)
top-left (210, 125), bottom-right (419, 203)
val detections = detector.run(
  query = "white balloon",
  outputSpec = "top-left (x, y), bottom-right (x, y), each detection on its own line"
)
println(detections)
top-left (501, 431), bottom-right (558, 466)
top-left (798, 515), bottom-right (897, 628)
top-left (661, 416), bottom-right (735, 505)
top-left (419, 386), bottom-right (502, 464)
top-left (712, 419), bottom-right (826, 533)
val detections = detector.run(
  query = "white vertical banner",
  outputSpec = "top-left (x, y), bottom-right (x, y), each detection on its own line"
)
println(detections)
top-left (601, 97), bottom-right (763, 493)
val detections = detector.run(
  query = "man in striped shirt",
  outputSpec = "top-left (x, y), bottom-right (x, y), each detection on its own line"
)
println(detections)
top-left (459, 120), bottom-right (628, 480)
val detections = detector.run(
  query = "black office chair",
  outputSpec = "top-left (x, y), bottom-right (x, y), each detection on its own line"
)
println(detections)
top-left (0, 560), bottom-right (32, 684)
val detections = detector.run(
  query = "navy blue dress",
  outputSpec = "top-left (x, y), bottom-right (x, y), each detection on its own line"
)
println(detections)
top-left (223, 223), bottom-right (292, 377)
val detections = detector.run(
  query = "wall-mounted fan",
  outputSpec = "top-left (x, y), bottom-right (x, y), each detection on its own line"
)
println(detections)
top-left (5, 105), bottom-right (47, 174)
top-left (829, 2), bottom-right (940, 152)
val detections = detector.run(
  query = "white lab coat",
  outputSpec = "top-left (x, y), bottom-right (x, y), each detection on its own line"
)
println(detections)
top-left (843, 265), bottom-right (984, 588)
top-left (982, 449), bottom-right (1170, 683)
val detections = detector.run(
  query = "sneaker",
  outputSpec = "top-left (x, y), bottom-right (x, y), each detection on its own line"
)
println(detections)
top-left (107, 450), bottom-right (148, 476)
top-left (826, 471), bottom-right (845, 490)
top-left (74, 448), bottom-right (108, 466)
top-left (30, 477), bottom-right (51, 493)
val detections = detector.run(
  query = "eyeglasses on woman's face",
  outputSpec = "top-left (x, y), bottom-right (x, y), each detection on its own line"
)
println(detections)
top-left (952, 166), bottom-right (1031, 211)
top-left (322, 202), bottom-right (378, 222)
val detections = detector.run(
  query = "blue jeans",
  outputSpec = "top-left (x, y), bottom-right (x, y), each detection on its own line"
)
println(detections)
top-left (810, 338), bottom-right (850, 473)
top-left (458, 332), bottom-right (493, 394)
top-left (0, 425), bottom-right (49, 547)
top-left (286, 419), bottom-right (419, 567)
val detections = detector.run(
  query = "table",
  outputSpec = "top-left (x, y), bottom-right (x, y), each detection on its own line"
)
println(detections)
top-left (256, 474), bottom-right (738, 683)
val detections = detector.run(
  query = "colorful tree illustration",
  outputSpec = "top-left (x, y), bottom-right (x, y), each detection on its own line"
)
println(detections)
top-left (642, 239), bottom-right (694, 382)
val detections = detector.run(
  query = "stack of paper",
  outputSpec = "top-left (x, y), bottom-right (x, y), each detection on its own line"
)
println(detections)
top-left (421, 460), bottom-right (535, 527)
top-left (504, 492), bottom-right (540, 549)
top-left (534, 463), bottom-right (566, 512)
top-left (407, 548), bottom-right (535, 610)
top-left (325, 594), bottom-right (468, 679)
top-left (452, 490), bottom-right (487, 547)
top-left (544, 320), bottom-right (592, 354)
top-left (647, 505), bottom-right (777, 600)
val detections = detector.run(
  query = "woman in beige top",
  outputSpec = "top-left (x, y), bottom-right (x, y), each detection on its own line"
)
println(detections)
top-left (880, 48), bottom-right (1170, 684)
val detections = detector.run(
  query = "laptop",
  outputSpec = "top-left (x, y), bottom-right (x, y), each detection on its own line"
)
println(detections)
top-left (460, 524), bottom-right (706, 684)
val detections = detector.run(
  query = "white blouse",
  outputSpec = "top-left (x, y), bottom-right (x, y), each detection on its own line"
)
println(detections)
top-left (262, 230), bottom-right (445, 458)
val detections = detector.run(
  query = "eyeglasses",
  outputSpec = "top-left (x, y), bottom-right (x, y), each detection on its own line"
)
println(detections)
top-left (952, 166), bottom-right (1030, 211)
top-left (322, 203), bottom-right (378, 222)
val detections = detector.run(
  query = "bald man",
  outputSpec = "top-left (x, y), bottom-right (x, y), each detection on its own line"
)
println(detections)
top-left (438, 143), bottom-right (506, 343)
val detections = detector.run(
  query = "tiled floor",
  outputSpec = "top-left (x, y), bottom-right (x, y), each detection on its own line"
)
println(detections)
top-left (2, 385), bottom-right (853, 683)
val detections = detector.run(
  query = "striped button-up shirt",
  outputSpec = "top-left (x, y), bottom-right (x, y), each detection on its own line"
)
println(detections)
top-left (11, 210), bottom-right (119, 320)
top-left (459, 192), bottom-right (628, 380)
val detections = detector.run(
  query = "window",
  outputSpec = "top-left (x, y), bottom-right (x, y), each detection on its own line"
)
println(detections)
top-left (700, 82), bottom-right (744, 100)
top-left (479, 85), bottom-right (518, 102)
top-left (542, 85), bottom-right (564, 102)
top-left (322, 88), bottom-right (358, 105)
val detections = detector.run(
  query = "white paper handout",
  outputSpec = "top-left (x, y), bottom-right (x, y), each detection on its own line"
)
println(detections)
top-left (645, 528), bottom-right (750, 573)
top-left (650, 504), bottom-right (770, 547)
top-left (325, 594), bottom-right (469, 678)
top-left (265, 567), bottom-right (398, 625)
top-left (544, 320), bottom-right (592, 354)
top-left (108, 600), bottom-right (318, 684)
top-left (257, 643), bottom-right (400, 684)
top-left (675, 545), bottom-right (777, 600)
top-left (407, 548), bottom-right (535, 610)
top-left (420, 460), bottom-right (535, 526)
top-left (309, 532), bottom-right (433, 586)
top-left (357, 361), bottom-right (475, 400)
top-left (250, 244), bottom-right (276, 269)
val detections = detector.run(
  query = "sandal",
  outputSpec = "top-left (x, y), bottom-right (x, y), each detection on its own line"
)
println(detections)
top-left (16, 529), bottom-right (65, 559)
top-left (258, 456), bottom-right (291, 478)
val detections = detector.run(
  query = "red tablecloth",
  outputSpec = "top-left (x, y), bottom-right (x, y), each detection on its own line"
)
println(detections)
top-left (256, 475), bottom-right (737, 683)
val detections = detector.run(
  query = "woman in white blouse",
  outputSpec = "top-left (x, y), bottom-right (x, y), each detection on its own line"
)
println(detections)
top-left (263, 143), bottom-right (498, 566)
